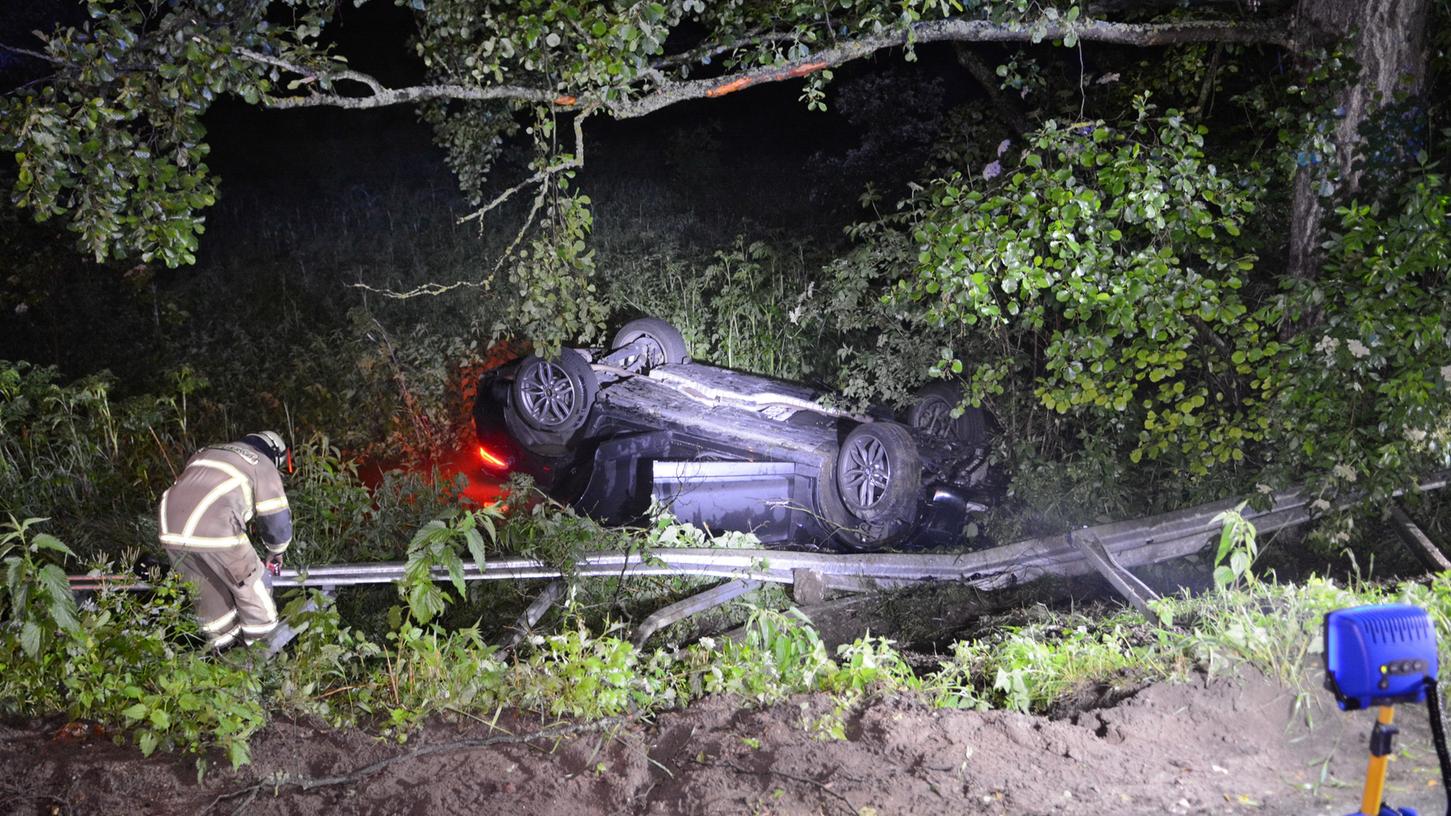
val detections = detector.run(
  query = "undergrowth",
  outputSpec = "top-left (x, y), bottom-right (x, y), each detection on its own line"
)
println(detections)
top-left (5, 504), bottom-right (1450, 777)
top-left (0, 360), bottom-right (467, 565)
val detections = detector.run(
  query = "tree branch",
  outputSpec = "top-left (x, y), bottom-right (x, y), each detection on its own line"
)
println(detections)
top-left (234, 47), bottom-right (570, 110)
top-left (0, 43), bottom-right (61, 64)
top-left (649, 30), bottom-right (799, 70)
top-left (236, 16), bottom-right (1292, 117)
top-left (612, 16), bottom-right (1291, 118)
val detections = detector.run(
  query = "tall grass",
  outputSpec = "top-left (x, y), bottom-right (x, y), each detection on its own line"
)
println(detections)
top-left (598, 238), bottom-right (833, 381)
top-left (0, 361), bottom-right (214, 558)
top-left (0, 361), bottom-right (465, 566)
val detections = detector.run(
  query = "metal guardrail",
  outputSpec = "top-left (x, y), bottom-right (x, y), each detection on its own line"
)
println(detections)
top-left (69, 474), bottom-right (1450, 595)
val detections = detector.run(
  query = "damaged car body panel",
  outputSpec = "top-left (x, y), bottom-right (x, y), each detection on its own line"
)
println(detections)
top-left (474, 318), bottom-right (993, 550)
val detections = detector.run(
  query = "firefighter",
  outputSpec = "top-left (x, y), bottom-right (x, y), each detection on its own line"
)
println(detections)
top-left (158, 431), bottom-right (292, 651)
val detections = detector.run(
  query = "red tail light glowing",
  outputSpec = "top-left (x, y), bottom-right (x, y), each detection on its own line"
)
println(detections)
top-left (477, 444), bottom-right (510, 471)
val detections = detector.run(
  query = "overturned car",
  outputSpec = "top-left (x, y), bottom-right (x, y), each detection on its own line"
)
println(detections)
top-left (473, 318), bottom-right (995, 549)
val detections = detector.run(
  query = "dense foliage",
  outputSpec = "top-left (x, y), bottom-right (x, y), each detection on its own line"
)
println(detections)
top-left (0, 359), bottom-right (466, 562)
top-left (811, 105), bottom-right (1451, 522)
top-left (0, 0), bottom-right (1283, 264)
top-left (5, 0), bottom-right (1446, 532)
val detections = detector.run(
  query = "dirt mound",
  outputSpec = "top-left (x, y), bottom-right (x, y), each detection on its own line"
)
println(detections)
top-left (2, 670), bottom-right (1445, 815)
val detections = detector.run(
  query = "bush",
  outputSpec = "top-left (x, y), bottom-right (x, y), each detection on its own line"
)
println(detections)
top-left (0, 521), bottom-right (265, 772)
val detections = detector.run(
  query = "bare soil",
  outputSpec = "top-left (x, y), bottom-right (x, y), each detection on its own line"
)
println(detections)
top-left (3, 668), bottom-right (1447, 816)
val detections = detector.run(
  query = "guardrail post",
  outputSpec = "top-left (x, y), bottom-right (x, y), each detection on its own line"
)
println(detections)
top-left (632, 579), bottom-right (762, 646)
top-left (1388, 503), bottom-right (1451, 573)
top-left (791, 568), bottom-right (826, 605)
top-left (1068, 529), bottom-right (1161, 618)
top-left (500, 580), bottom-right (568, 649)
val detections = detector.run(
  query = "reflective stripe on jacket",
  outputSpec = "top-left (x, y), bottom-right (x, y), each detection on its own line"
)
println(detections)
top-left (159, 443), bottom-right (293, 553)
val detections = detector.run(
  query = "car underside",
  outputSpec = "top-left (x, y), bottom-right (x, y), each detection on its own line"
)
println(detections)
top-left (474, 318), bottom-right (997, 550)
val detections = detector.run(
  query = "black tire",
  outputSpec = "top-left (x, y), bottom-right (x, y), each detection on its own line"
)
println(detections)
top-left (813, 446), bottom-right (880, 551)
top-left (906, 382), bottom-right (986, 447)
top-left (611, 317), bottom-right (689, 369)
top-left (506, 350), bottom-right (597, 453)
top-left (831, 422), bottom-right (921, 546)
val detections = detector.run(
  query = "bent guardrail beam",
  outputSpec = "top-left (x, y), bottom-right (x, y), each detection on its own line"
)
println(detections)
top-left (68, 474), bottom-right (1450, 595)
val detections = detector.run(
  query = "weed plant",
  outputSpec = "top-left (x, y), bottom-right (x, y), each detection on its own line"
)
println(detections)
top-left (0, 360), bottom-right (470, 567)
top-left (1, 521), bottom-right (265, 772)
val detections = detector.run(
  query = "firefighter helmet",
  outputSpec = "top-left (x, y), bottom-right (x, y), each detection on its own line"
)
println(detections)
top-left (242, 430), bottom-right (289, 471)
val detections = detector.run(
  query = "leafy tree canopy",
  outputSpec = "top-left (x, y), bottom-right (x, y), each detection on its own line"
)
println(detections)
top-left (2, 1), bottom-right (1287, 267)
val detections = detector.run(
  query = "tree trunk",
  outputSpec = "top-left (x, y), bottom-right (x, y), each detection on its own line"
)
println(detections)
top-left (1284, 0), bottom-right (1430, 289)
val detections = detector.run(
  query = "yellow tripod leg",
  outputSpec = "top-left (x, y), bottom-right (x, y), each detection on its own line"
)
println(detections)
top-left (1359, 706), bottom-right (1396, 816)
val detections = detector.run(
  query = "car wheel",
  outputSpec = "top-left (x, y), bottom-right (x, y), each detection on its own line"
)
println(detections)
top-left (832, 422), bottom-right (921, 544)
top-left (813, 447), bottom-right (882, 551)
top-left (507, 350), bottom-right (597, 452)
top-left (611, 317), bottom-right (689, 370)
top-left (906, 382), bottom-right (986, 447)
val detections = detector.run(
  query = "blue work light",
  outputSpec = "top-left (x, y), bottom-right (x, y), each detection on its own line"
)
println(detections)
top-left (1326, 604), bottom-right (1439, 710)
top-left (1324, 604), bottom-right (1451, 816)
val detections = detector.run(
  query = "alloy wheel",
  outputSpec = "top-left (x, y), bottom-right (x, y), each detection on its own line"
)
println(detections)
top-left (518, 360), bottom-right (578, 428)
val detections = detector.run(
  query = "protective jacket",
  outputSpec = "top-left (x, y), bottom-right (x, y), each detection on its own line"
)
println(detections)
top-left (159, 443), bottom-right (292, 554)
top-left (159, 442), bottom-right (291, 650)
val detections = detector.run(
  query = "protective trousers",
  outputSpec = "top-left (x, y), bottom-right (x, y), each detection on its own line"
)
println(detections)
top-left (165, 544), bottom-right (278, 650)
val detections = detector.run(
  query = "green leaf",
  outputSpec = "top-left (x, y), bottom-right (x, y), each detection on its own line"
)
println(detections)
top-left (1230, 550), bottom-right (1251, 576)
top-left (444, 551), bottom-right (466, 597)
top-left (407, 583), bottom-right (444, 623)
top-left (30, 533), bottom-right (74, 558)
top-left (1215, 522), bottom-right (1235, 565)
top-left (19, 620), bottom-right (41, 658)
top-left (139, 730), bottom-right (159, 757)
top-left (409, 519), bottom-right (447, 549)
top-left (6, 557), bottom-right (25, 601)
top-left (39, 564), bottom-right (79, 630)
top-left (122, 703), bottom-right (149, 723)
top-left (465, 528), bottom-right (487, 573)
top-left (48, 593), bottom-right (80, 633)
top-left (228, 739), bottom-right (251, 769)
